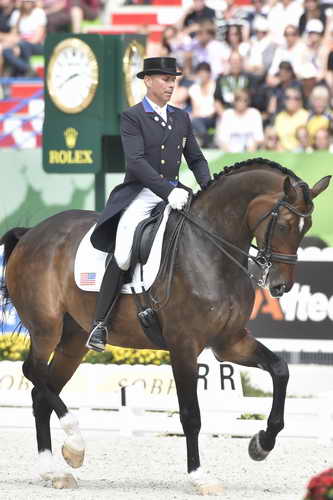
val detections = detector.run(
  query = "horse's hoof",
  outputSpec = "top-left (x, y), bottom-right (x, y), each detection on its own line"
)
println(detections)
top-left (189, 467), bottom-right (223, 496)
top-left (52, 473), bottom-right (78, 489)
top-left (248, 430), bottom-right (271, 461)
top-left (62, 444), bottom-right (85, 468)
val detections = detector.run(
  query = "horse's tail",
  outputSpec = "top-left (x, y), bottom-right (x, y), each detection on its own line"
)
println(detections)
top-left (1, 227), bottom-right (30, 301)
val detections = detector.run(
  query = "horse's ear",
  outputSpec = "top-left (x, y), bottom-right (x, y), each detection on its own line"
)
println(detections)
top-left (310, 176), bottom-right (331, 199)
top-left (283, 177), bottom-right (297, 203)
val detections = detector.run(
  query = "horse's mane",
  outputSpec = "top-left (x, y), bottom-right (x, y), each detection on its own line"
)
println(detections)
top-left (194, 157), bottom-right (311, 203)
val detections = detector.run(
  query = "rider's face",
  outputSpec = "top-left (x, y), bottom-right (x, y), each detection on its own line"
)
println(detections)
top-left (144, 74), bottom-right (176, 107)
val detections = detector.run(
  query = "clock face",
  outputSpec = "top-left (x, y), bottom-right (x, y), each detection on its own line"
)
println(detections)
top-left (47, 38), bottom-right (99, 114)
top-left (123, 41), bottom-right (146, 107)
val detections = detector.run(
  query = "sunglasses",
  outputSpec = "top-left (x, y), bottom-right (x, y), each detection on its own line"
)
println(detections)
top-left (235, 97), bottom-right (249, 102)
top-left (284, 31), bottom-right (297, 36)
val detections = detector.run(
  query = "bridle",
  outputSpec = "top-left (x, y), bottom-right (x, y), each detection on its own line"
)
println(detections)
top-left (179, 195), bottom-right (314, 288)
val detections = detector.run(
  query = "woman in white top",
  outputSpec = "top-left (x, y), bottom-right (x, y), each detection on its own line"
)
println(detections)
top-left (3, 0), bottom-right (46, 76)
top-left (215, 88), bottom-right (264, 152)
top-left (188, 61), bottom-right (216, 147)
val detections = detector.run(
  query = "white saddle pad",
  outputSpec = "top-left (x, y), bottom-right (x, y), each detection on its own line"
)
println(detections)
top-left (74, 205), bottom-right (171, 294)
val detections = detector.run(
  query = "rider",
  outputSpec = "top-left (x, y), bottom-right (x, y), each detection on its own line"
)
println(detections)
top-left (86, 56), bottom-right (211, 352)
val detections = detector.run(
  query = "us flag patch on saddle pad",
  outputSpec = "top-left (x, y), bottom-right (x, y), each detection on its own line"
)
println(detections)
top-left (80, 272), bottom-right (96, 286)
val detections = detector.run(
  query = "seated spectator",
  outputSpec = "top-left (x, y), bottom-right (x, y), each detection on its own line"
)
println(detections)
top-left (169, 65), bottom-right (194, 110)
top-left (267, 0), bottom-right (303, 45)
top-left (178, 0), bottom-right (215, 37)
top-left (263, 125), bottom-right (284, 150)
top-left (185, 20), bottom-right (229, 79)
top-left (224, 23), bottom-right (250, 59)
top-left (300, 19), bottom-right (328, 83)
top-left (245, 0), bottom-right (270, 37)
top-left (156, 25), bottom-right (192, 68)
top-left (214, 51), bottom-right (255, 116)
top-left (3, 0), bottom-right (46, 77)
top-left (246, 15), bottom-right (277, 76)
top-left (44, 0), bottom-right (101, 34)
top-left (215, 88), bottom-right (264, 152)
top-left (267, 25), bottom-right (305, 86)
top-left (274, 86), bottom-right (309, 150)
top-left (313, 128), bottom-right (333, 150)
top-left (267, 61), bottom-right (303, 115)
top-left (306, 85), bottom-right (333, 142)
top-left (0, 0), bottom-right (16, 76)
top-left (294, 125), bottom-right (313, 151)
top-left (188, 62), bottom-right (216, 147)
top-left (298, 0), bottom-right (326, 36)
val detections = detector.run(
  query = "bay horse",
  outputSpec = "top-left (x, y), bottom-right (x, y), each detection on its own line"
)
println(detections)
top-left (1, 158), bottom-right (330, 494)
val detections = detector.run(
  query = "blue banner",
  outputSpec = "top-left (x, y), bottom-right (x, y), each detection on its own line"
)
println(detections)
top-left (0, 246), bottom-right (28, 335)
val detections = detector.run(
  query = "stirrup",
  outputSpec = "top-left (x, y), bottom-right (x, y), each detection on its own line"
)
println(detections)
top-left (85, 321), bottom-right (108, 352)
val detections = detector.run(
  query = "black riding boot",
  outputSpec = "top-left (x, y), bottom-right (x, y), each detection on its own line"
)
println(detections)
top-left (86, 255), bottom-right (126, 352)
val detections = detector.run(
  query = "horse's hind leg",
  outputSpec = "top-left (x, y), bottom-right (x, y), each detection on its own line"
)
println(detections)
top-left (214, 331), bottom-right (289, 461)
top-left (47, 314), bottom-right (88, 470)
top-left (170, 346), bottom-right (223, 495)
top-left (23, 315), bottom-right (86, 488)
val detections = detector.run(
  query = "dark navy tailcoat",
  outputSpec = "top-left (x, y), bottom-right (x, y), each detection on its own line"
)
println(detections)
top-left (90, 98), bottom-right (211, 252)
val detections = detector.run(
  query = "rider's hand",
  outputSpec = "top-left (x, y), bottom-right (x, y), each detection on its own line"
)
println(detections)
top-left (167, 188), bottom-right (189, 210)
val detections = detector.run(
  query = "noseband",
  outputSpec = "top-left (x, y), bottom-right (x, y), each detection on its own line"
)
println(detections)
top-left (179, 196), bottom-right (313, 289)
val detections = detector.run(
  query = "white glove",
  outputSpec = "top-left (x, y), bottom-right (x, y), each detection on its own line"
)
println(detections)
top-left (167, 188), bottom-right (189, 210)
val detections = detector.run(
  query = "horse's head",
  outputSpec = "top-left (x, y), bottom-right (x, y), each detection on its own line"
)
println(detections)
top-left (248, 175), bottom-right (331, 298)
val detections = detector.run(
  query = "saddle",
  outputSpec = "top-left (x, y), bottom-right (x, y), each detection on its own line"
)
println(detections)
top-left (129, 200), bottom-right (167, 276)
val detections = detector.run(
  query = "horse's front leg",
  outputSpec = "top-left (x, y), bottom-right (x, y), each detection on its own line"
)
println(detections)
top-left (170, 347), bottom-right (223, 495)
top-left (215, 332), bottom-right (289, 460)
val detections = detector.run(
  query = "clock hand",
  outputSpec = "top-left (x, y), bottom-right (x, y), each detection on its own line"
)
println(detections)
top-left (59, 73), bottom-right (80, 89)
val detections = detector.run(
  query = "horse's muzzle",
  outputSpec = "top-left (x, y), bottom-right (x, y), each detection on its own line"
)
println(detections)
top-left (269, 282), bottom-right (287, 298)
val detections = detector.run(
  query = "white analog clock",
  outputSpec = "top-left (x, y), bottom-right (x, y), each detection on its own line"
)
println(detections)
top-left (47, 38), bottom-right (99, 114)
top-left (123, 40), bottom-right (146, 107)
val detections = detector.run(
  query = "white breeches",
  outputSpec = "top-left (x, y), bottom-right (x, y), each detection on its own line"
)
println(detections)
top-left (114, 188), bottom-right (164, 270)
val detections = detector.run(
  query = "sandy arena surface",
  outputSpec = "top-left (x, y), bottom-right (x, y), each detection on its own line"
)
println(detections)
top-left (0, 428), bottom-right (332, 500)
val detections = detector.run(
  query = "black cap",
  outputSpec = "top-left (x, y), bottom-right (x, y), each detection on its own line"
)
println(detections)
top-left (136, 57), bottom-right (182, 79)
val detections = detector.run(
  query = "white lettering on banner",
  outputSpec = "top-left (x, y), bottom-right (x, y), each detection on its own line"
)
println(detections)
top-left (280, 284), bottom-right (333, 322)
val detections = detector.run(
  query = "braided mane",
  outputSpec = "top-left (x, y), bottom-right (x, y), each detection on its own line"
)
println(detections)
top-left (195, 157), bottom-right (302, 200)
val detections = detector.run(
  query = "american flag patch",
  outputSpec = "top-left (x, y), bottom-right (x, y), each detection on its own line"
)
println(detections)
top-left (80, 272), bottom-right (96, 286)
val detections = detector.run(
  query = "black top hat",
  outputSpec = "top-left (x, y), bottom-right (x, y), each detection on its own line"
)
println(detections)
top-left (136, 57), bottom-right (182, 79)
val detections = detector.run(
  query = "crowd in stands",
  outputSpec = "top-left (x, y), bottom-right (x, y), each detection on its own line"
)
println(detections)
top-left (2, 0), bottom-right (333, 152)
top-left (152, 0), bottom-right (333, 152)
top-left (0, 0), bottom-right (101, 77)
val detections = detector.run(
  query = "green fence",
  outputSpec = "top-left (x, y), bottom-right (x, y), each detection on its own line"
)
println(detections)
top-left (0, 150), bottom-right (332, 245)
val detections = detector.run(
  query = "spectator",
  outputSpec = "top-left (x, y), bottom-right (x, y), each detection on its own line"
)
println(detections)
top-left (179, 0), bottom-right (215, 36)
top-left (300, 19), bottom-right (328, 83)
top-left (274, 86), bottom-right (309, 150)
top-left (157, 25), bottom-right (191, 68)
top-left (307, 85), bottom-right (333, 142)
top-left (267, 0), bottom-right (303, 45)
top-left (3, 0), bottom-right (46, 77)
top-left (267, 25), bottom-right (305, 85)
top-left (169, 65), bottom-right (194, 110)
top-left (44, 0), bottom-right (101, 34)
top-left (313, 127), bottom-right (333, 150)
top-left (298, 0), bottom-right (326, 36)
top-left (214, 51), bottom-right (255, 115)
top-left (224, 23), bottom-right (250, 59)
top-left (267, 61), bottom-right (303, 114)
top-left (188, 62), bottom-right (216, 147)
top-left (246, 15), bottom-right (277, 76)
top-left (215, 88), bottom-right (264, 151)
top-left (185, 20), bottom-right (229, 79)
top-left (295, 125), bottom-right (313, 151)
top-left (245, 0), bottom-right (270, 36)
top-left (263, 125), bottom-right (284, 150)
top-left (0, 0), bottom-right (16, 76)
